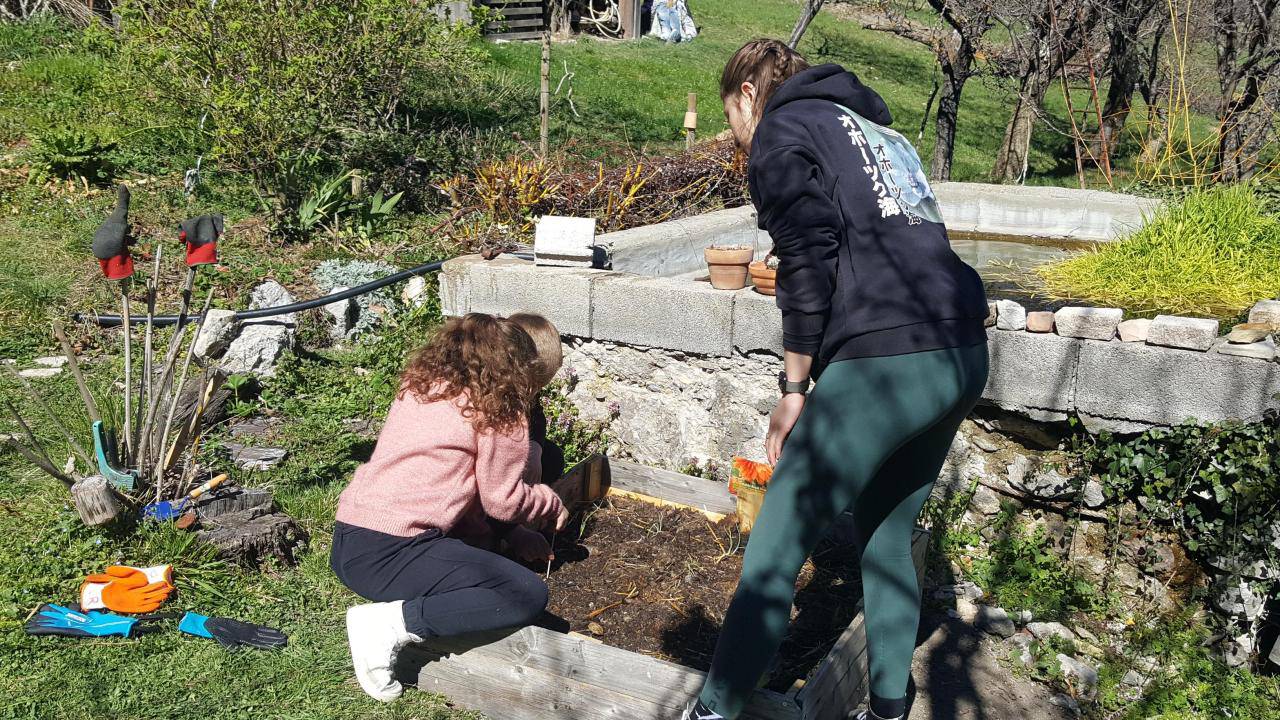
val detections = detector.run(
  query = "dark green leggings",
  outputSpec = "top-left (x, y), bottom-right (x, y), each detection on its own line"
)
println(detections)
top-left (698, 343), bottom-right (989, 719)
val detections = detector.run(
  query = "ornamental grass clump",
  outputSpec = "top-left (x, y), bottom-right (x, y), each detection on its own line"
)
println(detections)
top-left (1037, 185), bottom-right (1280, 319)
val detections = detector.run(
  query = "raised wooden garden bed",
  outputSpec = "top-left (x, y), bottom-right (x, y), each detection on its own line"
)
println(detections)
top-left (398, 458), bottom-right (928, 720)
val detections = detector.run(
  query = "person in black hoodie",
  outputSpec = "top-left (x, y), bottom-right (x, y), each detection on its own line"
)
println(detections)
top-left (680, 40), bottom-right (990, 720)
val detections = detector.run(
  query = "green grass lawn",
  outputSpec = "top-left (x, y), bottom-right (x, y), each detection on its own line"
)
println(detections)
top-left (486, 0), bottom-right (1175, 185)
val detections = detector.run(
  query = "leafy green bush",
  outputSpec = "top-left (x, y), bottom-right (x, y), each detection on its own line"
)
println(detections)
top-left (967, 510), bottom-right (1102, 621)
top-left (1075, 417), bottom-right (1279, 591)
top-left (116, 0), bottom-right (487, 183)
top-left (1038, 185), bottom-right (1280, 318)
top-left (26, 127), bottom-right (117, 184)
top-left (1097, 609), bottom-right (1280, 719)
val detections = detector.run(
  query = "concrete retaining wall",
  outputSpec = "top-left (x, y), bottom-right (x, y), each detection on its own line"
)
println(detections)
top-left (442, 255), bottom-right (1280, 434)
top-left (595, 183), bottom-right (1161, 276)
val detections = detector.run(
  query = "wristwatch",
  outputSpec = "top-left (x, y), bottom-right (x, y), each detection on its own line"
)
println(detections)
top-left (778, 371), bottom-right (811, 396)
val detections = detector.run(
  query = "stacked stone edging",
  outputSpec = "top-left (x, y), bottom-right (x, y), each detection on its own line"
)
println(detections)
top-left (986, 300), bottom-right (1279, 432)
top-left (441, 255), bottom-right (1280, 433)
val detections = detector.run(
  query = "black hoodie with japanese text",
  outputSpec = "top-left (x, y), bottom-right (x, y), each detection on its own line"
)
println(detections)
top-left (750, 64), bottom-right (988, 367)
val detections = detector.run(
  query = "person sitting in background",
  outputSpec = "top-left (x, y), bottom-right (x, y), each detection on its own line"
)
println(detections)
top-left (452, 312), bottom-right (568, 550)
top-left (330, 312), bottom-right (569, 702)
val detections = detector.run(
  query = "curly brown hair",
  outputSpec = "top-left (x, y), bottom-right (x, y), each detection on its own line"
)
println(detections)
top-left (400, 313), bottom-right (540, 434)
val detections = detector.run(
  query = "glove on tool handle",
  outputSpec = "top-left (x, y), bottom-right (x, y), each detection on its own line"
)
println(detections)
top-left (180, 612), bottom-right (288, 650)
top-left (178, 214), bottom-right (223, 267)
top-left (25, 603), bottom-right (161, 638)
top-left (92, 185), bottom-right (134, 280)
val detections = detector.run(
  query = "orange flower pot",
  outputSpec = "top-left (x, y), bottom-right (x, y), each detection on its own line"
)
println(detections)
top-left (704, 245), bottom-right (754, 290)
top-left (749, 260), bottom-right (777, 296)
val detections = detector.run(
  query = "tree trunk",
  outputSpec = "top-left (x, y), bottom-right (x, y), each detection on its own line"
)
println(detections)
top-left (549, 0), bottom-right (572, 38)
top-left (1093, 0), bottom-right (1163, 160)
top-left (789, 0), bottom-right (827, 48)
top-left (993, 71), bottom-right (1052, 183)
top-left (931, 53), bottom-right (975, 181)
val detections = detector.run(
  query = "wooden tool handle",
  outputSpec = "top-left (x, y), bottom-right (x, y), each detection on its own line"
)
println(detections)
top-left (187, 473), bottom-right (228, 500)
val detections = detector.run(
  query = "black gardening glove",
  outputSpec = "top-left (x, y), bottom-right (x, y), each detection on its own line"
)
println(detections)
top-left (179, 612), bottom-right (288, 650)
top-left (92, 184), bottom-right (134, 280)
top-left (178, 214), bottom-right (224, 267)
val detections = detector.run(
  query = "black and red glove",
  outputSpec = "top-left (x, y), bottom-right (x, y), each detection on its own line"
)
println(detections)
top-left (92, 185), bottom-right (134, 280)
top-left (178, 214), bottom-right (223, 267)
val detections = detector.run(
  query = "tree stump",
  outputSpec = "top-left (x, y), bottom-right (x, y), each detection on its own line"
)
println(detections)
top-left (71, 475), bottom-right (123, 526)
top-left (192, 488), bottom-right (308, 566)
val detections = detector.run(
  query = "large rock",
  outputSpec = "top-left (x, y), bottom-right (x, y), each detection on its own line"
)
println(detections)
top-left (193, 309), bottom-right (238, 364)
top-left (1213, 579), bottom-right (1265, 622)
top-left (1248, 299), bottom-right (1280, 329)
top-left (1028, 621), bottom-right (1077, 642)
top-left (1227, 323), bottom-right (1272, 344)
top-left (1117, 318), bottom-right (1151, 343)
top-left (976, 605), bottom-right (1016, 638)
top-left (1082, 479), bottom-right (1106, 508)
top-left (1223, 634), bottom-right (1254, 669)
top-left (323, 286), bottom-right (356, 341)
top-left (1147, 315), bottom-right (1219, 351)
top-left (311, 259), bottom-right (401, 337)
top-left (18, 367), bottom-right (61, 379)
top-left (221, 281), bottom-right (296, 377)
top-left (996, 300), bottom-right (1027, 331)
top-left (1057, 654), bottom-right (1099, 701)
top-left (1212, 337), bottom-right (1276, 361)
top-left (401, 275), bottom-right (429, 308)
top-left (1054, 306), bottom-right (1122, 341)
top-left (1026, 311), bottom-right (1055, 333)
top-left (969, 484), bottom-right (1003, 515)
top-left (1007, 455), bottom-right (1077, 500)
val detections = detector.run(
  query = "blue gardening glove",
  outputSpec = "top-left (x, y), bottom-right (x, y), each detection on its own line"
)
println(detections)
top-left (180, 612), bottom-right (287, 650)
top-left (25, 603), bottom-right (154, 639)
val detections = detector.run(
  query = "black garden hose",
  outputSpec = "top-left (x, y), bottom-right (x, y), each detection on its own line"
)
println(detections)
top-left (74, 253), bottom-right (531, 327)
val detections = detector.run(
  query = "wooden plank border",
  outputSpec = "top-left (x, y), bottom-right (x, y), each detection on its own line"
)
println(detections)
top-left (402, 456), bottom-right (929, 720)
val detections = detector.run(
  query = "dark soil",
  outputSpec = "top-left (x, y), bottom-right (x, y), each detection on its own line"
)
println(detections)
top-left (544, 495), bottom-right (863, 691)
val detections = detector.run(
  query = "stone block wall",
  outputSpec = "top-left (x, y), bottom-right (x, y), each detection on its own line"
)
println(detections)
top-left (442, 255), bottom-right (1280, 452)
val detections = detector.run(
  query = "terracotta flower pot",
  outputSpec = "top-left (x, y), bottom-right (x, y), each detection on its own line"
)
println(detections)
top-left (749, 260), bottom-right (777, 296)
top-left (704, 245), bottom-right (754, 290)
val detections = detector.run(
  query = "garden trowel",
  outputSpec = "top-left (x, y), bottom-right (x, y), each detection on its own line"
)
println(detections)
top-left (142, 474), bottom-right (228, 522)
top-left (92, 421), bottom-right (137, 490)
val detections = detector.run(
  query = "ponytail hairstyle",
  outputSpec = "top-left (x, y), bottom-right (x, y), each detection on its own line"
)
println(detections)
top-left (400, 313), bottom-right (541, 434)
top-left (720, 39), bottom-right (810, 127)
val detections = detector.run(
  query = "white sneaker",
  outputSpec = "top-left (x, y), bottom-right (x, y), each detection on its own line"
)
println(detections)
top-left (346, 601), bottom-right (421, 702)
top-left (681, 700), bottom-right (724, 720)
top-left (850, 710), bottom-right (903, 720)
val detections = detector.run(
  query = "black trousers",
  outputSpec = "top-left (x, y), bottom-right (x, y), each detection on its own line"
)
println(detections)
top-left (331, 521), bottom-right (548, 638)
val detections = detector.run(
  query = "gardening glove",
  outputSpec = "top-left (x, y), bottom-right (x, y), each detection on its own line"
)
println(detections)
top-left (25, 603), bottom-right (162, 639)
top-left (178, 214), bottom-right (223, 267)
top-left (92, 184), bottom-right (134, 280)
top-left (80, 564), bottom-right (175, 613)
top-left (179, 612), bottom-right (288, 650)
top-left (506, 525), bottom-right (554, 564)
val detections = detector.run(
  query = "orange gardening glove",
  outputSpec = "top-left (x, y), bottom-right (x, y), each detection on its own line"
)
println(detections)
top-left (80, 565), bottom-right (175, 614)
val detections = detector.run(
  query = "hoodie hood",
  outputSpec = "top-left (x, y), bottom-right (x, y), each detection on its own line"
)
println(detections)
top-left (763, 64), bottom-right (893, 126)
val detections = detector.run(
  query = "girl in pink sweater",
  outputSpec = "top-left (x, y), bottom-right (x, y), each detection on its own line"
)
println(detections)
top-left (331, 313), bottom-right (568, 702)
